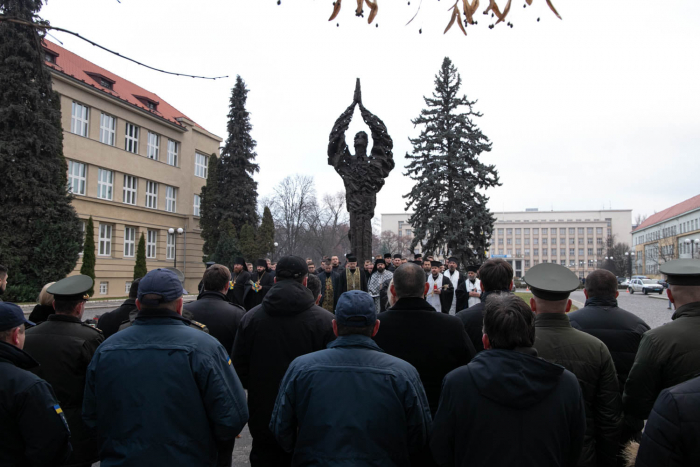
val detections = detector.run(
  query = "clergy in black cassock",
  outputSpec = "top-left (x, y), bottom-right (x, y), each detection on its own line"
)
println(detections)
top-left (226, 256), bottom-right (251, 308)
top-left (334, 255), bottom-right (368, 309)
top-left (244, 259), bottom-right (275, 310)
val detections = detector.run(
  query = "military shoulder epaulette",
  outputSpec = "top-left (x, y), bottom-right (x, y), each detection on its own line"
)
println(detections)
top-left (81, 322), bottom-right (103, 333)
top-left (190, 320), bottom-right (206, 330)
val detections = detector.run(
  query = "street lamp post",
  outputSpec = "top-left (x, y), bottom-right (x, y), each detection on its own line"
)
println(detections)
top-left (685, 238), bottom-right (700, 258)
top-left (168, 227), bottom-right (184, 268)
top-left (625, 251), bottom-right (635, 278)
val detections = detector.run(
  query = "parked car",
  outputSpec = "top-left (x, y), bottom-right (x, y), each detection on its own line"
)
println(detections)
top-left (628, 278), bottom-right (664, 295)
top-left (631, 275), bottom-right (649, 280)
top-left (620, 279), bottom-right (630, 287)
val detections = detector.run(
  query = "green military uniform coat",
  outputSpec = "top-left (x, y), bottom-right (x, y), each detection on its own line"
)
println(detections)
top-left (623, 301), bottom-right (700, 421)
top-left (533, 313), bottom-right (621, 467)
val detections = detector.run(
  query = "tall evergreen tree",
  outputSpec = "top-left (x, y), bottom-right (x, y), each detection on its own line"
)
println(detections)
top-left (238, 223), bottom-right (257, 262)
top-left (133, 233), bottom-right (147, 280)
top-left (80, 217), bottom-right (96, 296)
top-left (404, 57), bottom-right (500, 267)
top-left (210, 220), bottom-right (242, 268)
top-left (199, 152), bottom-right (220, 257)
top-left (0, 0), bottom-right (83, 301)
top-left (257, 206), bottom-right (276, 259)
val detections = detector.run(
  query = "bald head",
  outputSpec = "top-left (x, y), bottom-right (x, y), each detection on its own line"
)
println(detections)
top-left (393, 262), bottom-right (427, 298)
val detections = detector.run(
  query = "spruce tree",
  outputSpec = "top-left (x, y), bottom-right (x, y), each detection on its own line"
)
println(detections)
top-left (218, 75), bottom-right (260, 231)
top-left (404, 57), bottom-right (500, 267)
top-left (133, 233), bottom-right (147, 280)
top-left (210, 220), bottom-right (242, 268)
top-left (0, 0), bottom-right (83, 301)
top-left (257, 206), bottom-right (276, 259)
top-left (80, 217), bottom-right (96, 296)
top-left (238, 223), bottom-right (257, 262)
top-left (199, 152), bottom-right (220, 257)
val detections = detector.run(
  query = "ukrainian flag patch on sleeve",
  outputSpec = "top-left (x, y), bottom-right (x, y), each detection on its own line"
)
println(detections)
top-left (54, 404), bottom-right (70, 432)
top-left (228, 358), bottom-right (232, 366)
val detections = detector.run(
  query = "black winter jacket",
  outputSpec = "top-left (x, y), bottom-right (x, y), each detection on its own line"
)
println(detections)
top-left (96, 298), bottom-right (137, 338)
top-left (0, 341), bottom-right (72, 466)
top-left (635, 374), bottom-right (700, 467)
top-left (232, 280), bottom-right (335, 439)
top-left (431, 348), bottom-right (586, 467)
top-left (533, 313), bottom-right (622, 467)
top-left (27, 304), bottom-right (55, 324)
top-left (623, 301), bottom-right (700, 422)
top-left (456, 290), bottom-right (511, 353)
top-left (184, 291), bottom-right (245, 354)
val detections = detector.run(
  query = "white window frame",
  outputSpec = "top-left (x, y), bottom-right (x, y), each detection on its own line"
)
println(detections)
top-left (99, 282), bottom-right (108, 295)
top-left (147, 132), bottom-right (160, 160)
top-left (147, 230), bottom-right (157, 259)
top-left (98, 224), bottom-right (112, 256)
top-left (97, 168), bottom-right (113, 200)
top-left (99, 113), bottom-right (116, 146)
top-left (124, 226), bottom-right (136, 258)
top-left (145, 181), bottom-right (158, 209)
top-left (123, 175), bottom-right (137, 205)
top-left (165, 186), bottom-right (177, 213)
top-left (193, 194), bottom-right (201, 216)
top-left (167, 232), bottom-right (175, 260)
top-left (125, 122), bottom-right (139, 154)
top-left (195, 153), bottom-right (208, 178)
top-left (68, 161), bottom-right (86, 195)
top-left (167, 140), bottom-right (179, 167)
top-left (125, 281), bottom-right (132, 294)
top-left (71, 101), bottom-right (89, 137)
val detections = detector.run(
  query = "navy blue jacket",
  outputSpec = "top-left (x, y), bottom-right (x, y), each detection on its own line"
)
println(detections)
top-left (270, 334), bottom-right (433, 466)
top-left (431, 348), bottom-right (586, 467)
top-left (83, 308), bottom-right (249, 466)
top-left (635, 374), bottom-right (700, 467)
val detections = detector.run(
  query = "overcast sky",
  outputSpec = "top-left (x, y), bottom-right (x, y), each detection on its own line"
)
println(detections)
top-left (41, 0), bottom-right (700, 221)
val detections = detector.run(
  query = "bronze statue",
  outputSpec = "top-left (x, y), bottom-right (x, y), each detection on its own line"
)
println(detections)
top-left (328, 79), bottom-right (394, 262)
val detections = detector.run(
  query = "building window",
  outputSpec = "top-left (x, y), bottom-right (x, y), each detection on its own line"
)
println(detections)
top-left (597, 238), bottom-right (603, 245)
top-left (123, 175), bottom-right (137, 205)
top-left (515, 228), bottom-right (521, 235)
top-left (570, 248), bottom-right (575, 255)
top-left (45, 51), bottom-right (57, 64)
top-left (78, 220), bottom-right (86, 256)
top-left (99, 113), bottom-right (116, 146)
top-left (588, 259), bottom-right (594, 267)
top-left (560, 238), bottom-right (566, 245)
top-left (587, 227), bottom-right (593, 234)
top-left (195, 153), bottom-right (208, 178)
top-left (167, 140), bottom-right (179, 167)
top-left (507, 249), bottom-right (512, 255)
top-left (525, 260), bottom-right (530, 268)
top-left (507, 238), bottom-right (512, 245)
top-left (587, 238), bottom-right (593, 245)
top-left (98, 224), bottom-right (112, 256)
top-left (578, 249), bottom-right (584, 256)
top-left (193, 194), bottom-right (201, 216)
top-left (569, 260), bottom-right (575, 267)
top-left (124, 226), bottom-right (135, 257)
top-left (578, 238), bottom-right (583, 245)
top-left (498, 228), bottom-right (504, 235)
top-left (145, 181), bottom-right (158, 209)
top-left (524, 249), bottom-right (530, 256)
top-left (541, 228), bottom-right (548, 234)
top-left (588, 248), bottom-right (593, 255)
top-left (560, 228), bottom-right (566, 234)
top-left (551, 248), bottom-right (556, 255)
top-left (524, 228), bottom-right (530, 235)
top-left (597, 248), bottom-right (603, 255)
top-left (533, 239), bottom-right (539, 245)
top-left (99, 282), bottom-right (108, 295)
top-left (506, 228), bottom-right (513, 235)
top-left (68, 161), bottom-right (86, 195)
top-left (147, 230), bottom-right (157, 258)
top-left (569, 238), bottom-right (575, 245)
top-left (578, 227), bottom-right (584, 235)
top-left (561, 260), bottom-right (566, 266)
top-left (165, 186), bottom-right (177, 213)
top-left (498, 238), bottom-right (504, 245)
top-left (533, 228), bottom-right (539, 235)
top-left (147, 132), bottom-right (160, 160)
top-left (125, 281), bottom-right (132, 294)
top-left (569, 228), bottom-right (575, 235)
top-left (97, 169), bottom-right (113, 200)
top-left (534, 249), bottom-right (539, 256)
top-left (542, 238), bottom-right (548, 245)
top-left (167, 233), bottom-right (175, 260)
top-left (561, 249), bottom-right (566, 256)
top-left (542, 249), bottom-right (548, 256)
top-left (71, 102), bottom-right (89, 137)
top-left (516, 249), bottom-right (521, 256)
top-left (596, 227), bottom-right (603, 234)
top-left (516, 238), bottom-right (521, 245)
top-left (125, 122), bottom-right (139, 153)
top-left (524, 238), bottom-right (530, 245)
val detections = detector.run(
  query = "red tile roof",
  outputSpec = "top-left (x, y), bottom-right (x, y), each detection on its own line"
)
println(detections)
top-left (43, 40), bottom-right (207, 132)
top-left (634, 194), bottom-right (700, 231)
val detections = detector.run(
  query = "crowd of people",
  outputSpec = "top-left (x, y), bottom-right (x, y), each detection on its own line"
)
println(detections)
top-left (1, 254), bottom-right (699, 466)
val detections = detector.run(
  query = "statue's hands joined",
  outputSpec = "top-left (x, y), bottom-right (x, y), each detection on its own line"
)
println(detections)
top-left (353, 78), bottom-right (362, 105)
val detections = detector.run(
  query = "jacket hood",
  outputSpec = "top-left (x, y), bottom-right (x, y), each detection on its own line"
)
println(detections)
top-left (469, 349), bottom-right (565, 409)
top-left (263, 279), bottom-right (316, 316)
top-left (0, 341), bottom-right (39, 370)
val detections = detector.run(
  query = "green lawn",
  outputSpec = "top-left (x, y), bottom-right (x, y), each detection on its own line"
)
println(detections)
top-left (514, 292), bottom-right (579, 312)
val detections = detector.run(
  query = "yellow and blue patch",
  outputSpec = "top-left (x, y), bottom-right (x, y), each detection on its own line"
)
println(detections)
top-left (54, 404), bottom-right (70, 432)
top-left (228, 358), bottom-right (232, 366)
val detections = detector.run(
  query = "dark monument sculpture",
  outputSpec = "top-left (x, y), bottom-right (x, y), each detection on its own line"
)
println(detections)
top-left (328, 79), bottom-right (395, 263)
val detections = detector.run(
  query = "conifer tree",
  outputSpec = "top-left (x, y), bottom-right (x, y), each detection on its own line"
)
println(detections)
top-left (404, 57), bottom-right (500, 266)
top-left (257, 206), bottom-right (276, 259)
top-left (199, 152), bottom-right (220, 257)
top-left (133, 233), bottom-right (147, 280)
top-left (80, 217), bottom-right (96, 296)
top-left (218, 75), bottom-right (260, 232)
top-left (238, 224), bottom-right (257, 262)
top-left (0, 0), bottom-right (83, 301)
top-left (210, 220), bottom-right (242, 268)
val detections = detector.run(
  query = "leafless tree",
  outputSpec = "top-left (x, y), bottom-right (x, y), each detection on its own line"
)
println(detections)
top-left (268, 175), bottom-right (317, 257)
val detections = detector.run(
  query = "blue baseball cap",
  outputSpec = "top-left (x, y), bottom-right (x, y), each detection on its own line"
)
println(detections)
top-left (335, 290), bottom-right (376, 327)
top-left (0, 302), bottom-right (34, 332)
top-left (137, 269), bottom-right (185, 306)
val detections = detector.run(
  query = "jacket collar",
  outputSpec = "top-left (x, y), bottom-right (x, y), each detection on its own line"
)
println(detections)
top-left (47, 313), bottom-right (82, 324)
top-left (134, 307), bottom-right (190, 325)
top-left (0, 341), bottom-right (39, 370)
top-left (480, 289), bottom-right (510, 303)
top-left (534, 313), bottom-right (571, 328)
top-left (196, 290), bottom-right (228, 302)
top-left (328, 334), bottom-right (384, 352)
top-left (584, 296), bottom-right (618, 308)
top-left (672, 301), bottom-right (700, 320)
top-left (388, 296), bottom-right (436, 312)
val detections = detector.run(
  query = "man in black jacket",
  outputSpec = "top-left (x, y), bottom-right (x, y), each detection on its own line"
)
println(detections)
top-left (97, 278), bottom-right (140, 339)
top-left (226, 257), bottom-right (250, 308)
top-left (431, 294), bottom-right (586, 467)
top-left (374, 262), bottom-right (474, 466)
top-left (456, 259), bottom-right (513, 353)
top-left (635, 374), bottom-right (700, 466)
top-left (232, 255), bottom-right (335, 466)
top-left (567, 268), bottom-right (650, 460)
top-left (185, 264), bottom-right (245, 355)
top-left (0, 302), bottom-right (72, 466)
top-left (23, 275), bottom-right (103, 467)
